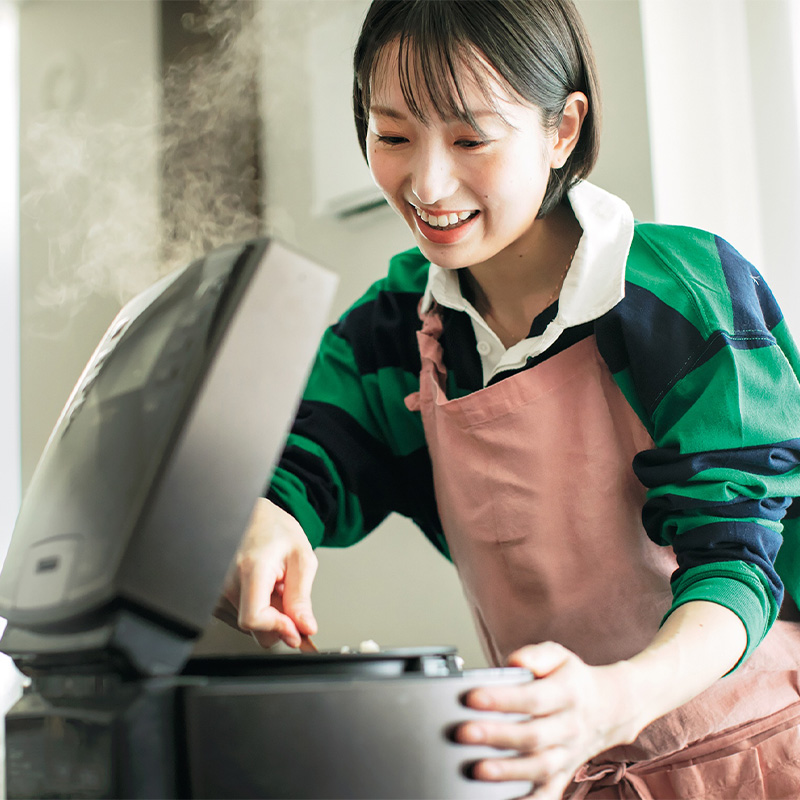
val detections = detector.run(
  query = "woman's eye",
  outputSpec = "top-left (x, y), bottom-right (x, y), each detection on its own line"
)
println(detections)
top-left (456, 139), bottom-right (489, 149)
top-left (376, 135), bottom-right (408, 146)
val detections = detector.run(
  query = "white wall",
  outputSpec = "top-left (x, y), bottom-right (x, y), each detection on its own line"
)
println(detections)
top-left (0, 1), bottom-right (21, 568)
top-left (18, 0), bottom-right (160, 486)
top-left (640, 0), bottom-right (800, 333)
top-left (745, 0), bottom-right (800, 336)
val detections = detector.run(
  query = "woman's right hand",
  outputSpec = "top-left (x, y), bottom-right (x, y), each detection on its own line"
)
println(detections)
top-left (215, 497), bottom-right (318, 649)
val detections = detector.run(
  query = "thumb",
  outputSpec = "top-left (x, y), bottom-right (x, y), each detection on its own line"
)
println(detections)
top-left (507, 641), bottom-right (573, 678)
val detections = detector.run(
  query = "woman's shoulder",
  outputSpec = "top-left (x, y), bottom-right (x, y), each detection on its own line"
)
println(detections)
top-left (624, 221), bottom-right (776, 337)
top-left (628, 221), bottom-right (726, 286)
top-left (386, 246), bottom-right (431, 288)
top-left (333, 247), bottom-right (430, 360)
top-left (365, 245), bottom-right (430, 295)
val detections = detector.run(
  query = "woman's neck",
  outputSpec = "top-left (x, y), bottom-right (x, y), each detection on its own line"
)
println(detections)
top-left (462, 203), bottom-right (583, 349)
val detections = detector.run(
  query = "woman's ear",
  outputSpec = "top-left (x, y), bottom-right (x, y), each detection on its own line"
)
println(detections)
top-left (551, 91), bottom-right (588, 169)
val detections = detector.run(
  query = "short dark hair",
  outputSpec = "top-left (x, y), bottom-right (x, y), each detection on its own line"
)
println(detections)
top-left (353, 0), bottom-right (601, 217)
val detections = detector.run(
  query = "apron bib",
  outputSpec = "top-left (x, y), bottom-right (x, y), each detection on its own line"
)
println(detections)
top-left (405, 303), bottom-right (800, 799)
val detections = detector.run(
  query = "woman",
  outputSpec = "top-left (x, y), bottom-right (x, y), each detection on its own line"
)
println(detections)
top-left (221, 1), bottom-right (800, 796)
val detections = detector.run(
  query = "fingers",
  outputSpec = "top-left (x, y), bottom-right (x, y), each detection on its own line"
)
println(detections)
top-left (458, 712), bottom-right (578, 753)
top-left (281, 548), bottom-right (319, 636)
top-left (469, 746), bottom-right (574, 800)
top-left (507, 642), bottom-right (572, 677)
top-left (464, 642), bottom-right (575, 715)
top-left (224, 498), bottom-right (319, 649)
top-left (464, 677), bottom-right (571, 717)
top-left (456, 644), bottom-right (617, 797)
top-left (470, 749), bottom-right (570, 785)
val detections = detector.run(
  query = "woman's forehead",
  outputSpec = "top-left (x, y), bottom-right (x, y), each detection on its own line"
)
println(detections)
top-left (369, 38), bottom-right (516, 118)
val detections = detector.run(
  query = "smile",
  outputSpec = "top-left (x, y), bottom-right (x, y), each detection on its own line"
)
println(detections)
top-left (413, 206), bottom-right (479, 230)
top-left (410, 203), bottom-right (480, 245)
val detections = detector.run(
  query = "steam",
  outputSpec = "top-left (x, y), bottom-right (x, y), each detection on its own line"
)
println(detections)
top-left (161, 0), bottom-right (263, 269)
top-left (22, 0), bottom-right (264, 312)
top-left (24, 111), bottom-right (162, 308)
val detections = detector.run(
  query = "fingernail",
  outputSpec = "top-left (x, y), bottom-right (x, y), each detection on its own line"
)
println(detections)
top-left (462, 725), bottom-right (485, 743)
top-left (283, 627), bottom-right (301, 648)
top-left (299, 614), bottom-right (317, 633)
top-left (480, 762), bottom-right (501, 780)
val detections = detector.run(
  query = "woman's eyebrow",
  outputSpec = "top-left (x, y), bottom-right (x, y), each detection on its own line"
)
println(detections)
top-left (369, 104), bottom-right (499, 123)
top-left (369, 105), bottom-right (407, 120)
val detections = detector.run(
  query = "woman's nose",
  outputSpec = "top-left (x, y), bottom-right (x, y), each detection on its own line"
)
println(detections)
top-left (410, 146), bottom-right (459, 205)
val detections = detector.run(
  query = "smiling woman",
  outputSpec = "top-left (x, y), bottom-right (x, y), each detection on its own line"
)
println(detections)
top-left (233, 2), bottom-right (800, 798)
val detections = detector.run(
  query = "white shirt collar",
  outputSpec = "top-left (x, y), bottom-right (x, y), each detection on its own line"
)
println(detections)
top-left (421, 180), bottom-right (634, 383)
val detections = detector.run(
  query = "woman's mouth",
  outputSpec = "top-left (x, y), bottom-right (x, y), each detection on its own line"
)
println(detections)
top-left (411, 205), bottom-right (480, 243)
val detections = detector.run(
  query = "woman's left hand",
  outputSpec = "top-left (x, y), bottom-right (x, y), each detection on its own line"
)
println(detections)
top-left (456, 642), bottom-right (640, 800)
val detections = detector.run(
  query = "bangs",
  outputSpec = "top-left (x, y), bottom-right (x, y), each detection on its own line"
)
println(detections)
top-left (363, 17), bottom-right (517, 135)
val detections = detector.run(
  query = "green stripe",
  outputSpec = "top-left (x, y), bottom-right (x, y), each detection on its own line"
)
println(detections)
top-left (652, 345), bottom-right (800, 452)
top-left (344, 247), bottom-right (430, 314)
top-left (773, 317), bottom-right (800, 380)
top-left (303, 330), bottom-right (384, 443)
top-left (269, 465), bottom-right (326, 548)
top-left (630, 225), bottom-right (733, 335)
top-left (646, 466), bottom-right (800, 507)
top-left (362, 368), bottom-right (426, 456)
top-left (282, 433), bottom-right (369, 548)
top-left (775, 515), bottom-right (800, 606)
top-left (307, 332), bottom-right (426, 458)
top-left (665, 561), bottom-right (777, 669)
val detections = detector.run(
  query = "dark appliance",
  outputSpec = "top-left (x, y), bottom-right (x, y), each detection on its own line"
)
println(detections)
top-left (0, 239), bottom-right (532, 799)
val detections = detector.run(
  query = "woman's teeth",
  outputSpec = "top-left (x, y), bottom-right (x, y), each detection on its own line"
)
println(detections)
top-left (415, 208), bottom-right (476, 228)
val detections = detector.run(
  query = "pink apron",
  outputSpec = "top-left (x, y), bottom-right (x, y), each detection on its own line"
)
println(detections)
top-left (405, 304), bottom-right (800, 799)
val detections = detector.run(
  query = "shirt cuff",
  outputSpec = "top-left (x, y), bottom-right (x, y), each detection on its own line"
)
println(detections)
top-left (662, 561), bottom-right (779, 670)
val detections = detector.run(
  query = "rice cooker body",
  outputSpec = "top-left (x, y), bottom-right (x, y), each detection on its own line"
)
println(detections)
top-left (183, 665), bottom-right (533, 800)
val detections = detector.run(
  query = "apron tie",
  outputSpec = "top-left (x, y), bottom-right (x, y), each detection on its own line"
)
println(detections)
top-left (570, 761), bottom-right (653, 800)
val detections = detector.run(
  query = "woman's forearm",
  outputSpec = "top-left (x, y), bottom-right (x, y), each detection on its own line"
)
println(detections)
top-left (611, 600), bottom-right (748, 744)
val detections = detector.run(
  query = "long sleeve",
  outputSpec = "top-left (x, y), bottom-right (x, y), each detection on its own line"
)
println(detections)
top-left (596, 224), bottom-right (800, 664)
top-left (266, 248), bottom-right (449, 556)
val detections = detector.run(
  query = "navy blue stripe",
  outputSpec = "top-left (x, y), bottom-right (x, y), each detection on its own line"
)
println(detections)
top-left (670, 521), bottom-right (783, 605)
top-left (595, 283), bottom-right (707, 415)
top-left (269, 444), bottom-right (340, 532)
top-left (715, 236), bottom-right (783, 333)
top-left (333, 291), bottom-right (422, 377)
top-left (634, 440), bottom-right (800, 485)
top-left (529, 299), bottom-right (559, 337)
top-left (440, 306), bottom-right (482, 393)
top-left (596, 281), bottom-right (780, 418)
top-left (284, 400), bottom-right (446, 554)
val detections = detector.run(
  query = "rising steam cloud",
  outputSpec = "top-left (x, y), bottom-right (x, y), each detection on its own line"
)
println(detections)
top-left (23, 0), bottom-right (263, 311)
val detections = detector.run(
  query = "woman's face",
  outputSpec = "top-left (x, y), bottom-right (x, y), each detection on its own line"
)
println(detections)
top-left (365, 43), bottom-right (570, 272)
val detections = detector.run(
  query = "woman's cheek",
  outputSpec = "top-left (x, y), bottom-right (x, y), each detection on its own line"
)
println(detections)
top-left (368, 150), bottom-right (391, 192)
